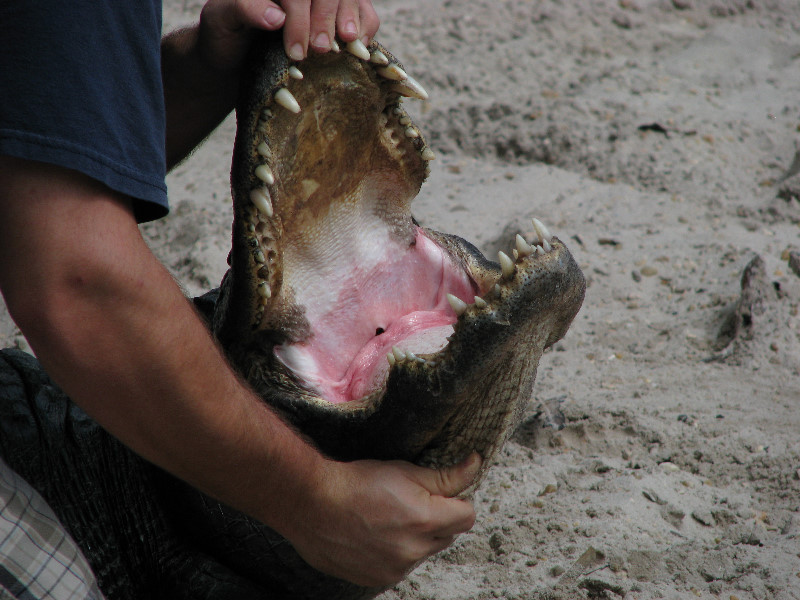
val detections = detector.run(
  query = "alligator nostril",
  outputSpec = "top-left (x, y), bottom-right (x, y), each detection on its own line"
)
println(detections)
top-left (375, 328), bottom-right (385, 336)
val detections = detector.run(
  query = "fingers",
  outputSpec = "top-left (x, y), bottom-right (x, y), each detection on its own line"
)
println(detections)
top-left (334, 0), bottom-right (360, 43)
top-left (355, 0), bottom-right (380, 44)
top-left (281, 0), bottom-right (312, 60)
top-left (280, 0), bottom-right (381, 60)
top-left (417, 452), bottom-right (482, 498)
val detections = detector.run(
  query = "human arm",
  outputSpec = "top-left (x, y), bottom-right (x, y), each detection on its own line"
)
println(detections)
top-left (0, 156), bottom-right (478, 586)
top-left (162, 0), bottom-right (380, 167)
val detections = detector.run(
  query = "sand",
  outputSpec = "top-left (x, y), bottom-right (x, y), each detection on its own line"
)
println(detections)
top-left (2, 0), bottom-right (799, 598)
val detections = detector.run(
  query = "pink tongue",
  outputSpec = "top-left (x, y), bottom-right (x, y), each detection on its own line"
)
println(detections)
top-left (274, 228), bottom-right (475, 403)
top-left (337, 312), bottom-right (456, 402)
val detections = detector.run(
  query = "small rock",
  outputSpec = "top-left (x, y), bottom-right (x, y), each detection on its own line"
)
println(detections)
top-left (550, 565), bottom-right (565, 577)
top-left (489, 532), bottom-right (505, 555)
top-left (788, 251), bottom-right (800, 278)
top-left (538, 483), bottom-right (558, 496)
top-left (611, 12), bottom-right (632, 28)
top-left (642, 488), bottom-right (666, 505)
top-left (691, 508), bottom-right (714, 527)
top-left (640, 265), bottom-right (658, 277)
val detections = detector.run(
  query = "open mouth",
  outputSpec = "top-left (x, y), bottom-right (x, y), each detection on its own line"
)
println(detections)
top-left (212, 35), bottom-right (584, 469)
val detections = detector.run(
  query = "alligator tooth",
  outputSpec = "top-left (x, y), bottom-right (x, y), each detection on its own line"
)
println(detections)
top-left (257, 281), bottom-right (272, 299)
top-left (474, 296), bottom-right (487, 308)
top-left (392, 346), bottom-right (406, 361)
top-left (250, 188), bottom-right (273, 217)
top-left (512, 249), bottom-right (519, 261)
top-left (494, 284), bottom-right (502, 296)
top-left (247, 223), bottom-right (256, 233)
top-left (541, 237), bottom-right (552, 252)
top-left (288, 66), bottom-right (303, 80)
top-left (376, 64), bottom-right (408, 81)
top-left (404, 127), bottom-right (419, 139)
top-left (391, 76), bottom-right (428, 100)
top-left (330, 39), bottom-right (340, 52)
top-left (274, 88), bottom-right (301, 113)
top-left (515, 234), bottom-right (533, 258)
top-left (261, 108), bottom-right (273, 120)
top-left (536, 245), bottom-right (545, 255)
top-left (346, 39), bottom-right (371, 60)
top-left (256, 142), bottom-right (271, 157)
top-left (387, 352), bottom-right (396, 366)
top-left (532, 217), bottom-right (553, 248)
top-left (421, 148), bottom-right (435, 161)
top-left (370, 50), bottom-right (389, 65)
top-left (498, 251), bottom-right (515, 280)
top-left (446, 293), bottom-right (468, 316)
top-left (255, 164), bottom-right (275, 185)
top-left (406, 350), bottom-right (419, 362)
top-left (254, 250), bottom-right (266, 263)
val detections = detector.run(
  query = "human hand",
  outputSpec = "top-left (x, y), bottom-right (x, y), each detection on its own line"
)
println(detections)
top-left (284, 454), bottom-right (481, 587)
top-left (198, 0), bottom-right (380, 70)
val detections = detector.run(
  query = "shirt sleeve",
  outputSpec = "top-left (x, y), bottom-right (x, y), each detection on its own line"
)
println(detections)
top-left (0, 0), bottom-right (168, 222)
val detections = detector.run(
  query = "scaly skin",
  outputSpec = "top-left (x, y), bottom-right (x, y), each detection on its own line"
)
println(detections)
top-left (0, 33), bottom-right (584, 600)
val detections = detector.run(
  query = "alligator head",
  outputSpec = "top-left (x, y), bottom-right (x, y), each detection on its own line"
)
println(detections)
top-left (211, 35), bottom-right (585, 491)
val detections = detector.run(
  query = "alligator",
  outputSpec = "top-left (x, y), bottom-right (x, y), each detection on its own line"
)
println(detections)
top-left (0, 33), bottom-right (585, 600)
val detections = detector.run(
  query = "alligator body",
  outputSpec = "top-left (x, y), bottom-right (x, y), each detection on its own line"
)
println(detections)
top-left (0, 34), bottom-right (584, 599)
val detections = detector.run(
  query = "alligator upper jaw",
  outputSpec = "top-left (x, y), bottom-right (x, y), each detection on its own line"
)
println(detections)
top-left (213, 34), bottom-right (586, 471)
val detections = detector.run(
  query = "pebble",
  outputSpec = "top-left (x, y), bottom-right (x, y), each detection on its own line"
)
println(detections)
top-left (640, 265), bottom-right (658, 277)
top-left (788, 250), bottom-right (800, 278)
top-left (691, 508), bottom-right (714, 526)
top-left (538, 483), bottom-right (558, 496)
top-left (549, 565), bottom-right (565, 577)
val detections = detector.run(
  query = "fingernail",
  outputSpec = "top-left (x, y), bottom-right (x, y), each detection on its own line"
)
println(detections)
top-left (288, 43), bottom-right (304, 61)
top-left (343, 20), bottom-right (358, 38)
top-left (263, 7), bottom-right (285, 27)
top-left (463, 452), bottom-right (482, 474)
top-left (361, 35), bottom-right (370, 46)
top-left (312, 32), bottom-right (330, 50)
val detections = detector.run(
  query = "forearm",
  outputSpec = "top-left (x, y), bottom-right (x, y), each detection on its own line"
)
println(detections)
top-left (161, 25), bottom-right (240, 169)
top-left (0, 158), bottom-right (321, 534)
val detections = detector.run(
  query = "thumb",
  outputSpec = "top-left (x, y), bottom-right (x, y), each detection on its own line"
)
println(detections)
top-left (421, 453), bottom-right (482, 498)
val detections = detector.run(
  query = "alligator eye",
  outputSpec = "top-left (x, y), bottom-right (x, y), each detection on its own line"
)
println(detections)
top-left (375, 328), bottom-right (385, 336)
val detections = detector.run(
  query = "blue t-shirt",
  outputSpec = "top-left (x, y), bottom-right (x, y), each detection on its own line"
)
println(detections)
top-left (0, 1), bottom-right (168, 222)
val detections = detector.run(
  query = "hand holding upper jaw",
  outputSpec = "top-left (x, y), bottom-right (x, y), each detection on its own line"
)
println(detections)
top-left (162, 0), bottom-right (380, 168)
top-left (198, 0), bottom-right (381, 68)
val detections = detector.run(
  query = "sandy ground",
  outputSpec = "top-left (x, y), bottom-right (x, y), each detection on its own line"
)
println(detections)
top-left (3, 0), bottom-right (799, 598)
